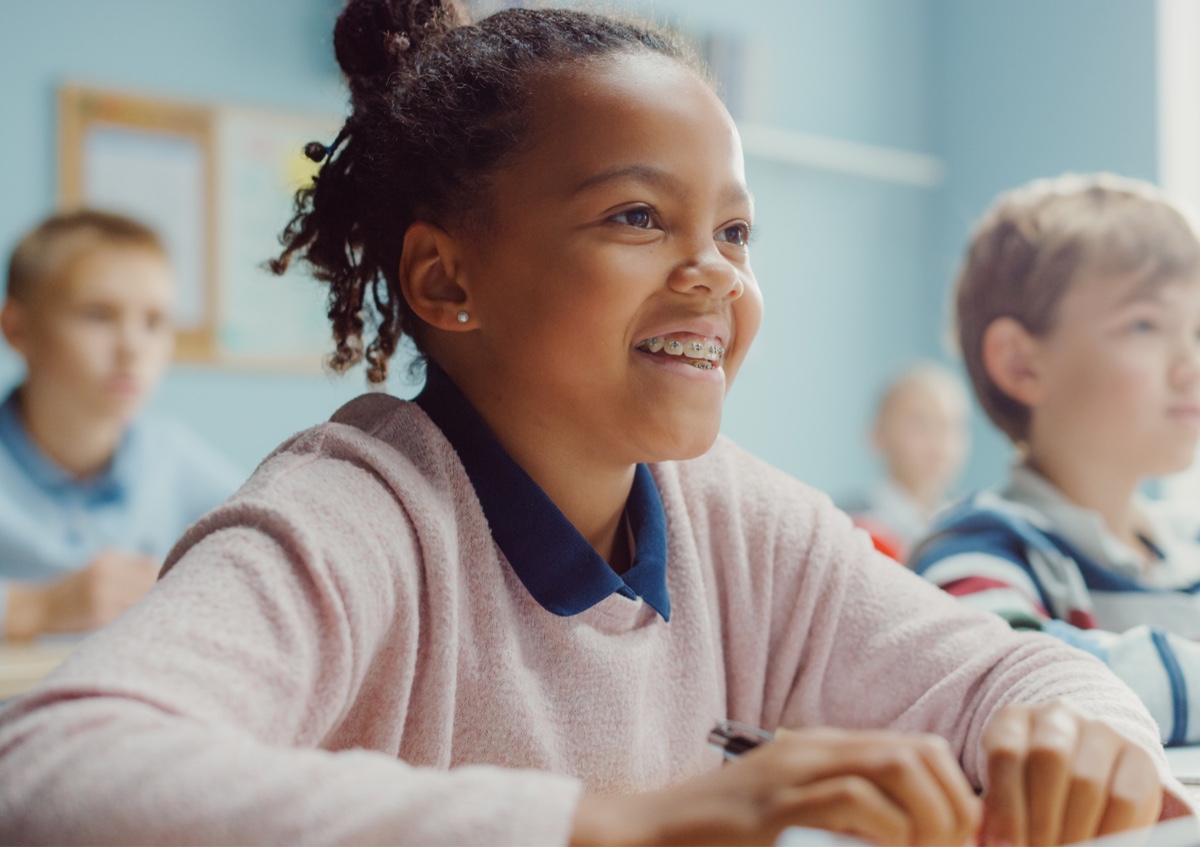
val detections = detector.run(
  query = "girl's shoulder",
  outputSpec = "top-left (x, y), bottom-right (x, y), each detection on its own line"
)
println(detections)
top-left (208, 393), bottom-right (464, 532)
top-left (253, 393), bottom-right (446, 482)
top-left (160, 394), bottom-right (470, 585)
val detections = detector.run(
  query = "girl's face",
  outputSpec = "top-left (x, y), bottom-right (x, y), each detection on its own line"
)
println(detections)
top-left (455, 51), bottom-right (762, 466)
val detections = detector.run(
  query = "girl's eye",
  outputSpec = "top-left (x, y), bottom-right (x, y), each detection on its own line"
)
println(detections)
top-left (610, 206), bottom-right (656, 230)
top-left (1130, 318), bottom-right (1159, 333)
top-left (716, 222), bottom-right (751, 247)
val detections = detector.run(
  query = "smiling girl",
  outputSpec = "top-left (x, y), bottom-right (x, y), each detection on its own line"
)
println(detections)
top-left (0, 3), bottom-right (1188, 846)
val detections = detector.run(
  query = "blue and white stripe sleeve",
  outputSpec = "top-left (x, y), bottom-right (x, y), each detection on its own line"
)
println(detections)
top-left (912, 534), bottom-right (1052, 630)
top-left (1042, 620), bottom-right (1200, 746)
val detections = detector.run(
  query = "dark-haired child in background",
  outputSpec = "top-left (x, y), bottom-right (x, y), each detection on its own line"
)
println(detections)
top-left (912, 174), bottom-right (1200, 747)
top-left (0, 6), bottom-right (1186, 847)
top-left (0, 210), bottom-right (243, 639)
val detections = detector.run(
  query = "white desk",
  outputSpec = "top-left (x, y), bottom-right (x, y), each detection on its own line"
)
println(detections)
top-left (1168, 747), bottom-right (1200, 784)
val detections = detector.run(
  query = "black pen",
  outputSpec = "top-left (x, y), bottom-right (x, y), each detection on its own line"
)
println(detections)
top-left (708, 719), bottom-right (775, 760)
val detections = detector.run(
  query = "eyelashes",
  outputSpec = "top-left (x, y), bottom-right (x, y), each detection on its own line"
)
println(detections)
top-left (609, 206), bottom-right (656, 229)
top-left (716, 222), bottom-right (752, 247)
top-left (607, 204), bottom-right (753, 247)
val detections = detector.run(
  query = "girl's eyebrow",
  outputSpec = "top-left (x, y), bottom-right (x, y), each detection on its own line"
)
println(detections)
top-left (572, 163), bottom-right (752, 208)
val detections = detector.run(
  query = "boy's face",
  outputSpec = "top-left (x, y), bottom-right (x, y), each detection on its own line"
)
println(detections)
top-left (4, 244), bottom-right (174, 424)
top-left (1028, 269), bottom-right (1200, 477)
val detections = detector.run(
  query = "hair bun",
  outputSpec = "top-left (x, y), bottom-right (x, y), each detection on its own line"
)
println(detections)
top-left (334, 0), bottom-right (466, 89)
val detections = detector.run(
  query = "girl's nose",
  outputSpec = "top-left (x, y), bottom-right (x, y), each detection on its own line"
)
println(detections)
top-left (667, 245), bottom-right (744, 302)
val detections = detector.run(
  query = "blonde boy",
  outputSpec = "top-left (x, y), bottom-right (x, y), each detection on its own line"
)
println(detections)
top-left (912, 173), bottom-right (1200, 745)
top-left (0, 210), bottom-right (242, 639)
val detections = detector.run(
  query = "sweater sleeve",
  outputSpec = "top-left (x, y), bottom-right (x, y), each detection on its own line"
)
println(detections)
top-left (0, 444), bottom-right (582, 846)
top-left (751, 488), bottom-right (1191, 820)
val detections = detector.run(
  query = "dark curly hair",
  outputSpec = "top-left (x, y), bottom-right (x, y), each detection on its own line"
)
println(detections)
top-left (272, 0), bottom-right (695, 383)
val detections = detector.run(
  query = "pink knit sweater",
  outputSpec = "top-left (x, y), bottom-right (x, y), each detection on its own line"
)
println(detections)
top-left (0, 394), bottom-right (1186, 844)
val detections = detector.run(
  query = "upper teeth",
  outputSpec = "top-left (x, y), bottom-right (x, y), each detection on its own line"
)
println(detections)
top-left (639, 336), bottom-right (725, 362)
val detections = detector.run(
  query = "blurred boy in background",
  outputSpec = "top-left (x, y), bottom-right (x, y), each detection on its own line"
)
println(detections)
top-left (843, 363), bottom-right (970, 560)
top-left (0, 210), bottom-right (243, 640)
top-left (912, 174), bottom-right (1200, 744)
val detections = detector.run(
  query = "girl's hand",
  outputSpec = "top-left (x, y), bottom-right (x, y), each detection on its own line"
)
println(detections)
top-left (981, 701), bottom-right (1163, 846)
top-left (571, 726), bottom-right (981, 846)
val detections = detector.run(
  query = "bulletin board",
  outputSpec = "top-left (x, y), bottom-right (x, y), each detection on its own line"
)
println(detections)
top-left (58, 85), bottom-right (342, 370)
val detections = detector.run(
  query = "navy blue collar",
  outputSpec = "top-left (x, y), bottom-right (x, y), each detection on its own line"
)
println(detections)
top-left (416, 363), bottom-right (670, 620)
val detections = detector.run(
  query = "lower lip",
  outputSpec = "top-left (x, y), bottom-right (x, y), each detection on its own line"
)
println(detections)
top-left (634, 349), bottom-right (725, 382)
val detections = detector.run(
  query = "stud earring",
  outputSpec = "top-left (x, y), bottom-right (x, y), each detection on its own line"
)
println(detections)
top-left (456, 310), bottom-right (469, 324)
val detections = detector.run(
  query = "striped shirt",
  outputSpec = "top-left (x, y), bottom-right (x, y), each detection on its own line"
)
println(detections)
top-left (911, 466), bottom-right (1200, 745)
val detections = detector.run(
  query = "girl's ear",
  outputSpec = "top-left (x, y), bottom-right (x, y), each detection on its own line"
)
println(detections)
top-left (399, 221), bottom-right (474, 330)
top-left (982, 317), bottom-right (1045, 407)
top-left (0, 298), bottom-right (28, 356)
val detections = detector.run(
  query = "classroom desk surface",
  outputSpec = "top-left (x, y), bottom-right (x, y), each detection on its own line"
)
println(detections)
top-left (0, 639), bottom-right (77, 700)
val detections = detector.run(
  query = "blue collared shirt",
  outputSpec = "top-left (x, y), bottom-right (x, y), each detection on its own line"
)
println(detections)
top-left (0, 388), bottom-right (245, 630)
top-left (416, 363), bottom-right (671, 620)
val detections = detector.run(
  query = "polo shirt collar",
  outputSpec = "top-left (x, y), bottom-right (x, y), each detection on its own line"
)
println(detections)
top-left (1004, 464), bottom-right (1157, 578)
top-left (415, 363), bottom-right (670, 620)
top-left (0, 388), bottom-right (132, 504)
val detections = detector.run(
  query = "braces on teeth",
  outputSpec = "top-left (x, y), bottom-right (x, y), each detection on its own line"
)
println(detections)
top-left (638, 337), bottom-right (726, 369)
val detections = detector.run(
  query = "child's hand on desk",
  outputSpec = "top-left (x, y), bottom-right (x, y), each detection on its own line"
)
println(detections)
top-left (981, 700), bottom-right (1162, 846)
top-left (5, 550), bottom-right (160, 638)
top-left (571, 727), bottom-right (980, 846)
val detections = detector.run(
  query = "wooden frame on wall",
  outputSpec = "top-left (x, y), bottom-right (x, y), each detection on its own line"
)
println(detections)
top-left (58, 85), bottom-right (219, 363)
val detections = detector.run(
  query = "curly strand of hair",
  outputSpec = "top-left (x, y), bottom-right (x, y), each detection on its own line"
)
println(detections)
top-left (274, 128), bottom-right (379, 375)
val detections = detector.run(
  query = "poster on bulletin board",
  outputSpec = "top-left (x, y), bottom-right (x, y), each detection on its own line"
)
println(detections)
top-left (58, 85), bottom-right (342, 370)
top-left (215, 108), bottom-right (340, 365)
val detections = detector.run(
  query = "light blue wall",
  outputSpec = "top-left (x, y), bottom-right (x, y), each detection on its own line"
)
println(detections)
top-left (931, 0), bottom-right (1161, 491)
top-left (9, 1), bottom-right (1159, 497)
top-left (0, 0), bottom-right (367, 476)
top-left (0, 0), bottom-right (942, 496)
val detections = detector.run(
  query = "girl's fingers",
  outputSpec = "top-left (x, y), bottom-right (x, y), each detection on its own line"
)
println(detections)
top-left (1096, 744), bottom-right (1162, 838)
top-left (866, 745), bottom-right (957, 847)
top-left (914, 734), bottom-right (983, 844)
top-left (982, 708), bottom-right (1030, 847)
top-left (1024, 705), bottom-right (1079, 846)
top-left (770, 729), bottom-right (976, 846)
top-left (1056, 721), bottom-right (1121, 845)
top-left (779, 775), bottom-right (910, 847)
